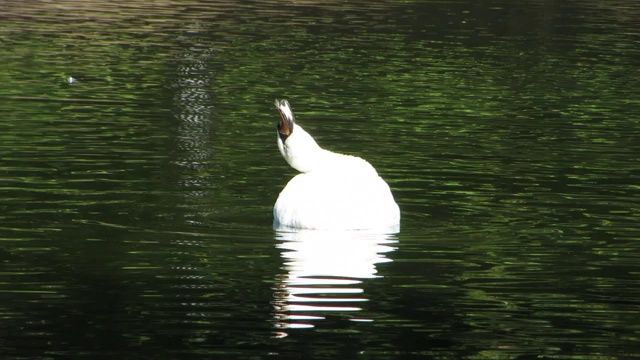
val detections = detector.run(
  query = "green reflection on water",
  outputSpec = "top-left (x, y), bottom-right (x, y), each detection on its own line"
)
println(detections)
top-left (0, 0), bottom-right (639, 359)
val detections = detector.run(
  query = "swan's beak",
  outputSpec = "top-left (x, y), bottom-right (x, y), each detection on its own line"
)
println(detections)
top-left (275, 99), bottom-right (295, 141)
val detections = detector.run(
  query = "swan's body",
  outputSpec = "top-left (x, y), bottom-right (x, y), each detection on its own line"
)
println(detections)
top-left (273, 99), bottom-right (400, 232)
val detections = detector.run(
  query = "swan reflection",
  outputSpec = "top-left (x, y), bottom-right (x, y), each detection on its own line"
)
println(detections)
top-left (272, 230), bottom-right (397, 334)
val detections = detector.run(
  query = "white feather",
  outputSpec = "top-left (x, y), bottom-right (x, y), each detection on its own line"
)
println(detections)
top-left (273, 100), bottom-right (400, 232)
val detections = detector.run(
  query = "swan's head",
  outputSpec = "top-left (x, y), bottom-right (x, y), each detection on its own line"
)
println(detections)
top-left (275, 99), bottom-right (322, 173)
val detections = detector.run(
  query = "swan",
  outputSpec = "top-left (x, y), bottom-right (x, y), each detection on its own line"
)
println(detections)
top-left (273, 99), bottom-right (400, 232)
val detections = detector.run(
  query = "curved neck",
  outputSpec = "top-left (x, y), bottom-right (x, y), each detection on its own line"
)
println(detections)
top-left (278, 126), bottom-right (377, 175)
top-left (278, 125), bottom-right (325, 173)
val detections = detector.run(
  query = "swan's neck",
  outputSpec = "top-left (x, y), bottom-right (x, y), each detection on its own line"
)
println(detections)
top-left (278, 125), bottom-right (376, 175)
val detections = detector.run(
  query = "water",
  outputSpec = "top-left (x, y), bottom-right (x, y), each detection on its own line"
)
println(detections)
top-left (1, 0), bottom-right (639, 358)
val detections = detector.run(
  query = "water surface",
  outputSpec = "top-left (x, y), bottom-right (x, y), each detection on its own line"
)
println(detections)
top-left (1, 0), bottom-right (639, 359)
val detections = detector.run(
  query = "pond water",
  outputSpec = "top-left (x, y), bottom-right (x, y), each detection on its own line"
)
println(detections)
top-left (1, 0), bottom-right (639, 359)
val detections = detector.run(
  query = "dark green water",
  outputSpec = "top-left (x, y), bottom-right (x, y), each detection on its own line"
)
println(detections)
top-left (1, 1), bottom-right (639, 359)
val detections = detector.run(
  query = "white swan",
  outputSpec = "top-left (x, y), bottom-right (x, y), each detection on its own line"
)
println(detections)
top-left (273, 99), bottom-right (400, 232)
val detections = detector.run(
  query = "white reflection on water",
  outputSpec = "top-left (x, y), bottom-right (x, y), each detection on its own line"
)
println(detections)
top-left (272, 230), bottom-right (398, 335)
